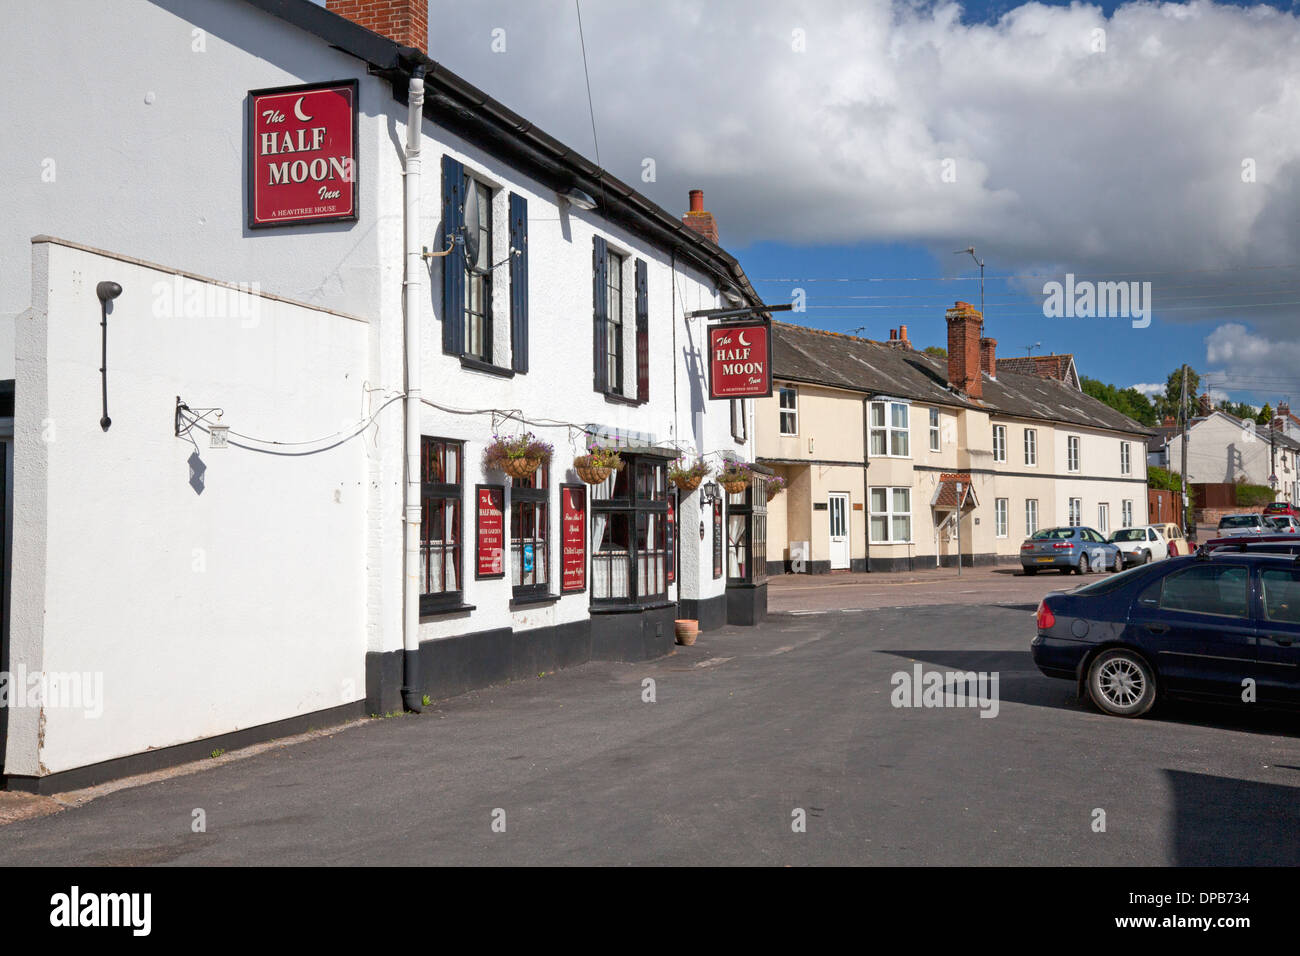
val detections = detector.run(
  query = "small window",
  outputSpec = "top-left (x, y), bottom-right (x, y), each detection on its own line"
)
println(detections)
top-left (606, 250), bottom-right (625, 392)
top-left (1122, 499), bottom-right (1133, 527)
top-left (510, 464), bottom-right (550, 596)
top-left (1067, 435), bottom-right (1081, 472)
top-left (1068, 497), bottom-right (1081, 526)
top-left (1024, 428), bottom-right (1037, 466)
top-left (1025, 499), bottom-right (1039, 535)
top-left (993, 425), bottom-right (1007, 463)
top-left (1098, 503), bottom-right (1110, 534)
top-left (463, 177), bottom-right (493, 363)
top-left (420, 438), bottom-right (464, 613)
top-left (995, 498), bottom-right (1008, 537)
top-left (1121, 441), bottom-right (1132, 476)
top-left (1157, 565), bottom-right (1249, 618)
top-left (778, 386), bottom-right (798, 436)
top-left (929, 408), bottom-right (940, 452)
top-left (731, 399), bottom-right (747, 443)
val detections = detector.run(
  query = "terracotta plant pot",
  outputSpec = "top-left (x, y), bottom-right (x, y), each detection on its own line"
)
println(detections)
top-left (674, 619), bottom-right (699, 646)
top-left (574, 456), bottom-right (612, 485)
top-left (502, 457), bottom-right (541, 480)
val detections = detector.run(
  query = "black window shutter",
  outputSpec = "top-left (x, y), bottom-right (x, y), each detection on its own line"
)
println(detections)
top-left (440, 155), bottom-right (465, 356)
top-left (508, 193), bottom-right (529, 373)
top-left (635, 258), bottom-right (649, 404)
top-left (592, 236), bottom-right (608, 392)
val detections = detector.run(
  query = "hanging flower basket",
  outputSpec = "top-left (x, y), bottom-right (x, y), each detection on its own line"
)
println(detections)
top-left (483, 432), bottom-right (553, 481)
top-left (668, 458), bottom-right (711, 493)
top-left (718, 461), bottom-right (753, 496)
top-left (766, 475), bottom-right (788, 501)
top-left (574, 447), bottom-right (624, 485)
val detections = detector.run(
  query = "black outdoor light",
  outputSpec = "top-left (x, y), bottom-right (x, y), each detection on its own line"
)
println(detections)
top-left (700, 481), bottom-right (722, 504)
top-left (95, 281), bottom-right (122, 430)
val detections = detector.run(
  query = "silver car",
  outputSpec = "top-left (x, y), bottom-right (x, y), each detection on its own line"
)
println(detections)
top-left (1217, 513), bottom-right (1267, 537)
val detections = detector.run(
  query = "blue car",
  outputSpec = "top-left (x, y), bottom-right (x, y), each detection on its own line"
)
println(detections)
top-left (1020, 526), bottom-right (1123, 575)
top-left (1032, 551), bottom-right (1300, 717)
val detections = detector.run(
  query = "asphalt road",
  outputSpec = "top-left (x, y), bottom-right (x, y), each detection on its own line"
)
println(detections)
top-left (2, 595), bottom-right (1299, 865)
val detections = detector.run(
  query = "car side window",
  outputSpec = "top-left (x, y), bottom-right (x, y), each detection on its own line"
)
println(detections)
top-left (1156, 565), bottom-right (1249, 617)
top-left (1261, 568), bottom-right (1300, 625)
top-left (1148, 529), bottom-right (1158, 541)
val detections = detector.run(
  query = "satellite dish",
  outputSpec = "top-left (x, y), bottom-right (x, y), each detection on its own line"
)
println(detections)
top-left (462, 184), bottom-right (481, 269)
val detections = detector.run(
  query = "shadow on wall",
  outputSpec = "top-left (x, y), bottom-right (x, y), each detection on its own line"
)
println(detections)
top-left (188, 450), bottom-right (206, 495)
top-left (682, 319), bottom-right (705, 448)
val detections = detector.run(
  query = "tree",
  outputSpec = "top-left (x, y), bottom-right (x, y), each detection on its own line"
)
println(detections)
top-left (1257, 403), bottom-right (1275, 426)
top-left (1154, 367), bottom-right (1201, 422)
top-left (923, 346), bottom-right (947, 359)
top-left (1147, 466), bottom-right (1183, 492)
top-left (1080, 377), bottom-right (1157, 426)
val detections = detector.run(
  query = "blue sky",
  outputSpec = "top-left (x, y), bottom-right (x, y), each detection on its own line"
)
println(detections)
top-left (404, 0), bottom-right (1300, 405)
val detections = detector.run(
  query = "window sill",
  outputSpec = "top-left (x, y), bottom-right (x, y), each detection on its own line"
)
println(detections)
top-left (509, 592), bottom-right (559, 609)
top-left (460, 356), bottom-right (515, 378)
top-left (589, 599), bottom-right (674, 614)
top-left (419, 601), bottom-right (476, 619)
top-left (601, 390), bottom-right (640, 407)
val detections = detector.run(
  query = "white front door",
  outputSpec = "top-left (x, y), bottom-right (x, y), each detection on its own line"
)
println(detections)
top-left (828, 493), bottom-right (850, 570)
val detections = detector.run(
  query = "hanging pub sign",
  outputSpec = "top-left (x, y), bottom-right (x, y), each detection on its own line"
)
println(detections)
top-left (560, 484), bottom-right (587, 593)
top-left (476, 485), bottom-right (505, 579)
top-left (707, 319), bottom-right (773, 400)
top-left (247, 79), bottom-right (358, 228)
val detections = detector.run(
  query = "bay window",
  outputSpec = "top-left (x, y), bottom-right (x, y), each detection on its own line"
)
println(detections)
top-left (869, 486), bottom-right (911, 543)
top-left (870, 400), bottom-right (910, 458)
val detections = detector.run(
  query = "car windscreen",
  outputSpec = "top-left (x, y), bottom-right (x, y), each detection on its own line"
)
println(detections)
top-left (1219, 516), bottom-right (1259, 527)
top-left (1110, 529), bottom-right (1146, 542)
top-left (1030, 528), bottom-right (1074, 540)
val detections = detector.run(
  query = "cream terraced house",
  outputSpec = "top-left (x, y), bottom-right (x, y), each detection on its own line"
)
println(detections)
top-left (758, 303), bottom-right (1154, 573)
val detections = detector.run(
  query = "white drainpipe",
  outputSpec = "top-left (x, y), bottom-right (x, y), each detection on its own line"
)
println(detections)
top-left (402, 66), bottom-right (427, 712)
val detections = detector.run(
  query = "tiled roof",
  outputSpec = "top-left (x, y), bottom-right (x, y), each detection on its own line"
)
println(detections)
top-left (996, 354), bottom-right (1077, 384)
top-left (933, 473), bottom-right (975, 510)
top-left (772, 322), bottom-right (1154, 438)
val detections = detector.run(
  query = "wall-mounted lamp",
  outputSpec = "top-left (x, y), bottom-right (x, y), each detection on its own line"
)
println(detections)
top-left (95, 281), bottom-right (122, 430)
top-left (560, 187), bottom-right (598, 211)
top-left (700, 481), bottom-right (722, 504)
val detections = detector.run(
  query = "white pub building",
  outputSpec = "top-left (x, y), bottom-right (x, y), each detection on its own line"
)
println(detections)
top-left (0, 0), bottom-right (772, 791)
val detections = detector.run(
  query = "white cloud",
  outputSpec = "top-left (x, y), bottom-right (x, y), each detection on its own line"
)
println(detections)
top-left (429, 0), bottom-right (1300, 327)
top-left (1204, 322), bottom-right (1300, 399)
top-left (1129, 382), bottom-right (1166, 397)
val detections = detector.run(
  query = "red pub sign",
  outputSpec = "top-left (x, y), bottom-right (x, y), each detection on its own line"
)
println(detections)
top-left (248, 80), bottom-right (358, 228)
top-left (560, 485), bottom-right (587, 593)
top-left (475, 486), bottom-right (505, 579)
top-left (707, 319), bottom-right (773, 400)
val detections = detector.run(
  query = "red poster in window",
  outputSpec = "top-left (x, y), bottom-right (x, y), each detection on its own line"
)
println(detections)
top-left (561, 484), bottom-right (587, 593)
top-left (476, 485), bottom-right (505, 579)
top-left (248, 80), bottom-right (358, 228)
top-left (666, 494), bottom-right (676, 584)
top-left (708, 319), bottom-right (773, 399)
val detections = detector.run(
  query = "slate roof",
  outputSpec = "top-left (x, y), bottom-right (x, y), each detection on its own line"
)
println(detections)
top-left (772, 322), bottom-right (1154, 438)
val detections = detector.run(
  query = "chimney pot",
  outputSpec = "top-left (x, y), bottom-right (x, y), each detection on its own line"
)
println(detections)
top-left (889, 328), bottom-right (897, 340)
top-left (681, 189), bottom-right (718, 244)
top-left (899, 324), bottom-right (909, 346)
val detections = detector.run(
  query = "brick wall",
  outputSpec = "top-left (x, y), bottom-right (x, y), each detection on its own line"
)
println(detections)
top-left (327, 0), bottom-right (428, 54)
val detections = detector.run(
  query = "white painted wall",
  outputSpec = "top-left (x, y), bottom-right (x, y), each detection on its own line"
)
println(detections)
top-left (10, 240), bottom-right (369, 775)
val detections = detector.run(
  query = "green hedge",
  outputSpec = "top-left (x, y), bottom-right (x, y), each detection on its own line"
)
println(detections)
top-left (1235, 484), bottom-right (1274, 507)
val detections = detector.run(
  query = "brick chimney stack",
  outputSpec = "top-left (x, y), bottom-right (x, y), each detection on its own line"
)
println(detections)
top-left (327, 0), bottom-right (429, 55)
top-left (1280, 400), bottom-right (1291, 422)
top-left (979, 337), bottom-right (997, 380)
top-left (945, 301), bottom-right (984, 399)
top-left (682, 189), bottom-right (719, 244)
top-left (898, 325), bottom-right (910, 349)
